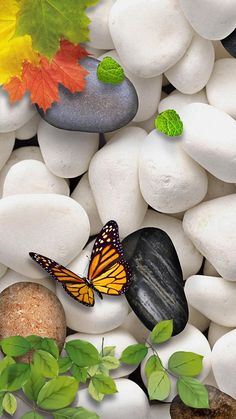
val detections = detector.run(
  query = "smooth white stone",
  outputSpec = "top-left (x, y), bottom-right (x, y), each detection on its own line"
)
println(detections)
top-left (15, 113), bottom-right (41, 140)
top-left (165, 35), bottom-right (214, 94)
top-left (206, 58), bottom-right (236, 119)
top-left (183, 195), bottom-right (236, 279)
top-left (0, 264), bottom-right (7, 279)
top-left (203, 173), bottom-right (235, 202)
top-left (0, 89), bottom-right (36, 133)
top-left (0, 132), bottom-right (15, 171)
top-left (203, 260), bottom-right (220, 277)
top-left (99, 50), bottom-right (162, 122)
top-left (212, 329), bottom-right (236, 398)
top-left (89, 127), bottom-right (148, 238)
top-left (71, 173), bottom-right (103, 236)
top-left (57, 248), bottom-right (129, 333)
top-left (0, 146), bottom-right (43, 197)
top-left (185, 275), bottom-right (236, 327)
top-left (213, 41), bottom-right (232, 60)
top-left (137, 115), bottom-right (156, 134)
top-left (188, 305), bottom-right (210, 332)
top-left (66, 329), bottom-right (138, 378)
top-left (139, 129), bottom-right (208, 213)
top-left (158, 89), bottom-right (208, 114)
top-left (109, 0), bottom-right (193, 78)
top-left (0, 268), bottom-right (55, 293)
top-left (141, 324), bottom-right (211, 402)
top-left (180, 103), bottom-right (236, 182)
top-left (38, 120), bottom-right (99, 178)
top-left (170, 211), bottom-right (185, 221)
top-left (179, 0), bottom-right (236, 40)
top-left (122, 311), bottom-right (149, 344)
top-left (141, 209), bottom-right (203, 280)
top-left (3, 160), bottom-right (69, 197)
top-left (87, 0), bottom-right (115, 50)
top-left (75, 378), bottom-right (150, 419)
top-left (208, 322), bottom-right (234, 348)
top-left (149, 404), bottom-right (171, 419)
top-left (0, 194), bottom-right (90, 278)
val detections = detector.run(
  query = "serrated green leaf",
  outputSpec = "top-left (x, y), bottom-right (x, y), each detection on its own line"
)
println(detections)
top-left (26, 335), bottom-right (43, 350)
top-left (53, 406), bottom-right (99, 418)
top-left (22, 365), bottom-right (45, 401)
top-left (97, 57), bottom-right (125, 85)
top-left (150, 320), bottom-right (173, 344)
top-left (58, 357), bottom-right (72, 374)
top-left (120, 344), bottom-right (148, 365)
top-left (145, 355), bottom-right (164, 381)
top-left (1, 336), bottom-right (31, 357)
top-left (155, 109), bottom-right (183, 137)
top-left (2, 393), bottom-right (17, 416)
top-left (102, 356), bottom-right (120, 371)
top-left (148, 370), bottom-right (171, 401)
top-left (168, 352), bottom-right (204, 377)
top-left (65, 340), bottom-right (100, 367)
top-left (40, 338), bottom-right (59, 360)
top-left (37, 376), bottom-right (78, 410)
top-left (177, 376), bottom-right (209, 409)
top-left (33, 350), bottom-right (59, 378)
top-left (0, 363), bottom-right (30, 391)
top-left (0, 357), bottom-right (15, 374)
top-left (71, 365), bottom-right (88, 383)
top-left (92, 374), bottom-right (117, 395)
top-left (21, 412), bottom-right (44, 419)
top-left (88, 380), bottom-right (104, 402)
top-left (102, 346), bottom-right (116, 357)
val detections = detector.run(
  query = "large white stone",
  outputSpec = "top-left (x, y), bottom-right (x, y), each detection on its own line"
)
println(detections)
top-left (185, 275), bottom-right (236, 327)
top-left (75, 378), bottom-right (150, 419)
top-left (122, 311), bottom-right (149, 344)
top-left (188, 305), bottom-right (210, 332)
top-left (165, 35), bottom-right (214, 94)
top-left (71, 173), bottom-right (103, 236)
top-left (179, 0), bottom-right (236, 40)
top-left (87, 0), bottom-right (115, 49)
top-left (206, 58), bottom-right (236, 119)
top-left (38, 120), bottom-right (99, 178)
top-left (180, 103), bottom-right (236, 182)
top-left (0, 268), bottom-right (55, 293)
top-left (0, 132), bottom-right (15, 171)
top-left (15, 113), bottom-right (41, 140)
top-left (141, 324), bottom-right (211, 402)
top-left (109, 0), bottom-right (193, 78)
top-left (212, 329), bottom-right (236, 398)
top-left (203, 173), bottom-right (235, 202)
top-left (208, 322), bottom-right (234, 348)
top-left (0, 194), bottom-right (90, 278)
top-left (139, 129), bottom-right (208, 213)
top-left (89, 127), bottom-right (148, 238)
top-left (3, 160), bottom-right (69, 197)
top-left (183, 195), bottom-right (236, 279)
top-left (158, 89), bottom-right (208, 114)
top-left (0, 89), bottom-right (36, 133)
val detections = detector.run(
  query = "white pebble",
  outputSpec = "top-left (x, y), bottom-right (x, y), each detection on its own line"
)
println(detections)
top-left (0, 89), bottom-right (36, 133)
top-left (208, 322), bottom-right (234, 348)
top-left (203, 172), bottom-right (235, 202)
top-left (158, 89), bottom-right (208, 114)
top-left (109, 0), bottom-right (193, 78)
top-left (87, 0), bottom-right (115, 50)
top-left (0, 132), bottom-right (15, 171)
top-left (38, 120), bottom-right (99, 178)
top-left (0, 268), bottom-right (55, 293)
top-left (188, 305), bottom-right (210, 332)
top-left (89, 127), bottom-right (148, 238)
top-left (122, 311), bottom-right (149, 344)
top-left (15, 114), bottom-right (41, 140)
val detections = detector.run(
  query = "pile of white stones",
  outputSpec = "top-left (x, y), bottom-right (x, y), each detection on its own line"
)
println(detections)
top-left (1, 0), bottom-right (236, 418)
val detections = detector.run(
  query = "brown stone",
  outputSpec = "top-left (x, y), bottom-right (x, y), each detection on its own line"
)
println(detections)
top-left (170, 385), bottom-right (236, 419)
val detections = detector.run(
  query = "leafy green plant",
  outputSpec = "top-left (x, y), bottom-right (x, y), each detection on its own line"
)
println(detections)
top-left (155, 109), bottom-right (184, 137)
top-left (97, 57), bottom-right (125, 85)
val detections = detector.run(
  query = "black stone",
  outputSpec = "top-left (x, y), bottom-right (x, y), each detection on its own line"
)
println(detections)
top-left (221, 29), bottom-right (236, 58)
top-left (122, 228), bottom-right (188, 336)
top-left (38, 57), bottom-right (139, 133)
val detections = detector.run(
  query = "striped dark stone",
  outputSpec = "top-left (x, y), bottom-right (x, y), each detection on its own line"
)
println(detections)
top-left (221, 29), bottom-right (236, 58)
top-left (122, 227), bottom-right (188, 336)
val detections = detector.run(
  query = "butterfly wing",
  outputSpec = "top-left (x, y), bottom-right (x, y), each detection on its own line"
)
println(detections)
top-left (29, 252), bottom-right (94, 307)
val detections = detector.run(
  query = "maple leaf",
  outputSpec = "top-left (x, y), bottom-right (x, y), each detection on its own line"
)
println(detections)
top-left (0, 0), bottom-right (19, 43)
top-left (16, 0), bottom-right (100, 59)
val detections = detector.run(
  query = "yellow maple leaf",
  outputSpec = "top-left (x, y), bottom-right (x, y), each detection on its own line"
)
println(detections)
top-left (0, 0), bottom-right (20, 43)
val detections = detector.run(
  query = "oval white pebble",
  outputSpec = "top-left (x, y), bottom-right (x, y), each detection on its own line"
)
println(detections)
top-left (122, 311), bottom-right (149, 344)
top-left (208, 322), bottom-right (234, 348)
top-left (0, 268), bottom-right (55, 293)
top-left (139, 130), bottom-right (208, 213)
top-left (158, 89), bottom-right (208, 115)
top-left (15, 113), bottom-right (41, 140)
top-left (0, 132), bottom-right (15, 171)
top-left (87, 0), bottom-right (115, 50)
top-left (38, 120), bottom-right (99, 178)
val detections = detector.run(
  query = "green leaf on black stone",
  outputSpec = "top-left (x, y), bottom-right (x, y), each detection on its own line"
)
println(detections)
top-left (150, 320), bottom-right (174, 344)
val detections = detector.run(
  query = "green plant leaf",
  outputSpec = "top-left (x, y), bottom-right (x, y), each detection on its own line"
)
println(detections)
top-left (155, 109), bottom-right (183, 137)
top-left (150, 320), bottom-right (173, 344)
top-left (177, 377), bottom-right (209, 409)
top-left (71, 365), bottom-right (88, 383)
top-left (102, 356), bottom-right (120, 371)
top-left (92, 374), bottom-right (117, 395)
top-left (102, 346), bottom-right (116, 357)
top-left (97, 57), bottom-right (125, 85)
top-left (145, 355), bottom-right (164, 381)
top-left (22, 365), bottom-right (45, 401)
top-left (0, 356), bottom-right (15, 374)
top-left (53, 407), bottom-right (99, 418)
top-left (2, 393), bottom-right (17, 416)
top-left (40, 338), bottom-right (59, 359)
top-left (0, 363), bottom-right (30, 391)
top-left (21, 412), bottom-right (44, 419)
top-left (33, 350), bottom-right (59, 378)
top-left (148, 371), bottom-right (171, 401)
top-left (87, 364), bottom-right (109, 378)
top-left (1, 336), bottom-right (31, 357)
top-left (88, 380), bottom-right (104, 402)
top-left (26, 335), bottom-right (43, 350)
top-left (65, 340), bottom-right (100, 367)
top-left (58, 357), bottom-right (72, 374)
top-left (120, 344), bottom-right (148, 365)
top-left (37, 376), bottom-right (78, 410)
top-left (168, 352), bottom-right (204, 377)
top-left (0, 392), bottom-right (5, 417)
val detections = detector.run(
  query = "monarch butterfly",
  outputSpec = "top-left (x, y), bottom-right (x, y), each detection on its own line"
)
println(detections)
top-left (29, 220), bottom-right (132, 307)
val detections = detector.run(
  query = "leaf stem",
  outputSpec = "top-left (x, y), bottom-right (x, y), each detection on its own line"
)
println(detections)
top-left (146, 341), bottom-right (177, 379)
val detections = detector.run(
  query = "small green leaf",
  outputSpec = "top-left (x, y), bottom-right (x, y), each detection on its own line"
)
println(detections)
top-left (145, 355), bottom-right (164, 381)
top-left (177, 376), bottom-right (209, 409)
top-left (102, 346), bottom-right (116, 357)
top-left (1, 336), bottom-right (31, 357)
top-left (0, 356), bottom-right (15, 374)
top-left (92, 374), bottom-right (117, 395)
top-left (71, 365), bottom-right (88, 383)
top-left (65, 340), bottom-right (100, 367)
top-left (120, 344), bottom-right (148, 365)
top-left (87, 364), bottom-right (109, 377)
top-left (150, 320), bottom-right (173, 344)
top-left (102, 356), bottom-right (120, 370)
top-left (22, 365), bottom-right (45, 401)
top-left (26, 335), bottom-right (43, 350)
top-left (58, 357), bottom-right (72, 374)
top-left (21, 412), bottom-right (44, 419)
top-left (155, 109), bottom-right (183, 137)
top-left (0, 392), bottom-right (5, 417)
top-left (97, 57), bottom-right (125, 85)
top-left (88, 380), bottom-right (104, 402)
top-left (0, 363), bottom-right (30, 391)
top-left (148, 370), bottom-right (171, 401)
top-left (168, 352), bottom-right (204, 377)
top-left (37, 376), bottom-right (78, 410)
top-left (53, 407), bottom-right (99, 418)
top-left (40, 338), bottom-right (59, 359)
top-left (2, 393), bottom-right (17, 416)
top-left (33, 350), bottom-right (59, 378)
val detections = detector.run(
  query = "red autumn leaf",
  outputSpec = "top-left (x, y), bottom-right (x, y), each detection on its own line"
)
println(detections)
top-left (3, 76), bottom-right (27, 102)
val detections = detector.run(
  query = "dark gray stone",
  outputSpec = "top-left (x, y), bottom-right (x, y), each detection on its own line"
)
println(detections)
top-left (122, 228), bottom-right (188, 336)
top-left (221, 29), bottom-right (236, 58)
top-left (38, 57), bottom-right (139, 133)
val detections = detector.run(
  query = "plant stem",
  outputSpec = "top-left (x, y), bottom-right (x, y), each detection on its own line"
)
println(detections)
top-left (146, 341), bottom-right (177, 379)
